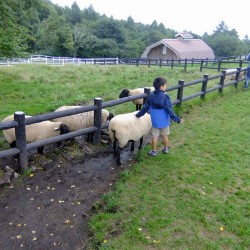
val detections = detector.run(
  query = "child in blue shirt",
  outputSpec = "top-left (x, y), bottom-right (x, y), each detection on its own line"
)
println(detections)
top-left (136, 77), bottom-right (184, 156)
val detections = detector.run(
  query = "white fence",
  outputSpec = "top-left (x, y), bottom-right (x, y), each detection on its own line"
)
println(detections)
top-left (0, 55), bottom-right (120, 66)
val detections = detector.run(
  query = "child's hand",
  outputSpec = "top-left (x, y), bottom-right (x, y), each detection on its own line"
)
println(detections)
top-left (179, 119), bottom-right (185, 123)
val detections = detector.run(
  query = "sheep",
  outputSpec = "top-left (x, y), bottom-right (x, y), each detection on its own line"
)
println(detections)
top-left (119, 87), bottom-right (154, 110)
top-left (108, 111), bottom-right (152, 166)
top-left (224, 69), bottom-right (246, 83)
top-left (52, 106), bottom-right (114, 142)
top-left (2, 114), bottom-right (70, 155)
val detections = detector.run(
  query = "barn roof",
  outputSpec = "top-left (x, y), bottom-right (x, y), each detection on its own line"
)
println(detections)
top-left (141, 38), bottom-right (215, 59)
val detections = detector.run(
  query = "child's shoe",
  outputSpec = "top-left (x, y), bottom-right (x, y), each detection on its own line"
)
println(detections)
top-left (162, 147), bottom-right (169, 154)
top-left (148, 150), bottom-right (157, 156)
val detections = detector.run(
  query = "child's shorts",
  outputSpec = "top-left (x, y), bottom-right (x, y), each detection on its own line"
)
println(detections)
top-left (151, 127), bottom-right (170, 137)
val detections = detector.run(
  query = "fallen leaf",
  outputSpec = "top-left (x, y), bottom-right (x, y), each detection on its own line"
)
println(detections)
top-left (220, 226), bottom-right (224, 231)
top-left (16, 235), bottom-right (22, 239)
top-left (64, 220), bottom-right (71, 224)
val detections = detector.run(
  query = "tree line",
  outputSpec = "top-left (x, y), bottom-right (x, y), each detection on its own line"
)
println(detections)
top-left (1, 0), bottom-right (250, 60)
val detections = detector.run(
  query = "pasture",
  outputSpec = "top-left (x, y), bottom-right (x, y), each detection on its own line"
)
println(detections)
top-left (0, 64), bottom-right (249, 249)
top-left (89, 88), bottom-right (250, 249)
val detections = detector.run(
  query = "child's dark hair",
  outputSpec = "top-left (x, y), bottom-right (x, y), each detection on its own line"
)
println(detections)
top-left (153, 77), bottom-right (167, 90)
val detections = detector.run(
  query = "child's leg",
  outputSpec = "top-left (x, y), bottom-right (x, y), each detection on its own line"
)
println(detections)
top-left (162, 135), bottom-right (169, 148)
top-left (151, 136), bottom-right (158, 151)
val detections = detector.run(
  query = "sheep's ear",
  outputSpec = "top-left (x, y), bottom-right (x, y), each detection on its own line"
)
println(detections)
top-left (54, 127), bottom-right (60, 131)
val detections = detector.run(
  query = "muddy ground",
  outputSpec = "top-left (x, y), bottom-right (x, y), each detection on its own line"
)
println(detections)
top-left (0, 134), bottom-right (150, 250)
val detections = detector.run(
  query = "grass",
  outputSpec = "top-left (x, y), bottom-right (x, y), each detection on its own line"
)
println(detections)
top-left (0, 64), bottom-right (249, 249)
top-left (88, 90), bottom-right (250, 249)
top-left (0, 64), bottom-right (218, 149)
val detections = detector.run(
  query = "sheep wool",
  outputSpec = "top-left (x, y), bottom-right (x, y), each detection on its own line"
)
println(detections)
top-left (108, 111), bottom-right (152, 165)
top-left (119, 87), bottom-right (154, 110)
top-left (2, 114), bottom-right (67, 146)
top-left (224, 69), bottom-right (246, 82)
top-left (52, 106), bottom-right (112, 131)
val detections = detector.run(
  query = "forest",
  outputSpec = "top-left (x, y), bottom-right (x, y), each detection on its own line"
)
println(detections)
top-left (1, 0), bottom-right (250, 60)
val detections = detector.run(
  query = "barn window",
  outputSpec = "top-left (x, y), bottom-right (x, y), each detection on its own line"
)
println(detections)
top-left (162, 46), bottom-right (167, 54)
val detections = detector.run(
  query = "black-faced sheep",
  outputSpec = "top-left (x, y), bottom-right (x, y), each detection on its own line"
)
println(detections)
top-left (52, 106), bottom-right (113, 142)
top-left (224, 69), bottom-right (246, 83)
top-left (119, 87), bottom-right (154, 110)
top-left (108, 111), bottom-right (152, 166)
top-left (2, 114), bottom-right (70, 155)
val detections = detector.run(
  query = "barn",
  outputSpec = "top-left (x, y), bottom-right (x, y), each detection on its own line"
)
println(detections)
top-left (141, 32), bottom-right (215, 60)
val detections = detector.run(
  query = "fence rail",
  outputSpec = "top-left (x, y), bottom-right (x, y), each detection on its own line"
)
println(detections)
top-left (0, 55), bottom-right (249, 71)
top-left (0, 67), bottom-right (247, 172)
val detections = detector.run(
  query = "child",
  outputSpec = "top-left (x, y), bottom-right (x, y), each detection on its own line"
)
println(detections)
top-left (136, 77), bottom-right (184, 156)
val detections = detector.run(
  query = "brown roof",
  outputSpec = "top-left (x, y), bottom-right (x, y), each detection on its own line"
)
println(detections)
top-left (141, 38), bottom-right (215, 59)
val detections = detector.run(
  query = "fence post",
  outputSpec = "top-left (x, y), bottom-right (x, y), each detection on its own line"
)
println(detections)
top-left (171, 59), bottom-right (174, 69)
top-left (234, 67), bottom-right (241, 88)
top-left (184, 58), bottom-right (187, 71)
top-left (93, 98), bottom-right (102, 145)
top-left (217, 59), bottom-right (222, 72)
top-left (143, 87), bottom-right (151, 104)
top-left (219, 70), bottom-right (226, 94)
top-left (200, 59), bottom-right (203, 72)
top-left (148, 58), bottom-right (151, 67)
top-left (177, 79), bottom-right (184, 107)
top-left (14, 111), bottom-right (28, 172)
top-left (201, 74), bottom-right (209, 99)
top-left (160, 58), bottom-right (162, 68)
top-left (239, 60), bottom-right (243, 68)
top-left (136, 58), bottom-right (139, 67)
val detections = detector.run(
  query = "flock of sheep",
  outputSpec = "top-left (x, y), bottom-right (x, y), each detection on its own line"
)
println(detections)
top-left (2, 68), bottom-right (246, 166)
top-left (1, 87), bottom-right (153, 166)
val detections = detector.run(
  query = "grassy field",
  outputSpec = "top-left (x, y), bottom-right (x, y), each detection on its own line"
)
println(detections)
top-left (89, 88), bottom-right (250, 249)
top-left (0, 63), bottom-right (241, 148)
top-left (0, 64), bottom-right (249, 249)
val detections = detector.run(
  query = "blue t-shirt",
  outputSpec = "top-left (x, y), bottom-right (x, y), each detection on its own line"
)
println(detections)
top-left (150, 108), bottom-right (170, 128)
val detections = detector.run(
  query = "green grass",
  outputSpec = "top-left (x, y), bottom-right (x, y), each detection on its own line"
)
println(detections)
top-left (88, 90), bottom-right (250, 249)
top-left (1, 64), bottom-right (249, 249)
top-left (0, 64), bottom-right (219, 149)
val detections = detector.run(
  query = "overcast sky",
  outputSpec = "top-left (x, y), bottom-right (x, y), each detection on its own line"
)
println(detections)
top-left (50, 0), bottom-right (249, 39)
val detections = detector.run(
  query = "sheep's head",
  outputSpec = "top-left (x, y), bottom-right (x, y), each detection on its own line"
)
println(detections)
top-left (119, 89), bottom-right (130, 98)
top-left (59, 124), bottom-right (70, 134)
top-left (107, 112), bottom-right (114, 121)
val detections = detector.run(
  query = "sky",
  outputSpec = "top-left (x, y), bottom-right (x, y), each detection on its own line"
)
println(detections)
top-left (50, 0), bottom-right (249, 40)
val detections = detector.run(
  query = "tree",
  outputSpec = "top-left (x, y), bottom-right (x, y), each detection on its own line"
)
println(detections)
top-left (72, 23), bottom-right (88, 57)
top-left (0, 0), bottom-right (42, 58)
top-left (36, 13), bottom-right (74, 56)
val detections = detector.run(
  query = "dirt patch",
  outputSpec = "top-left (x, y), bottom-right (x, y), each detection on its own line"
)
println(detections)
top-left (0, 135), bottom-right (149, 249)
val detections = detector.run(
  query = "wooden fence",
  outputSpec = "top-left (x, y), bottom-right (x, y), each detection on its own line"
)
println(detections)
top-left (0, 67), bottom-right (247, 172)
top-left (1, 55), bottom-right (249, 71)
top-left (120, 57), bottom-right (249, 72)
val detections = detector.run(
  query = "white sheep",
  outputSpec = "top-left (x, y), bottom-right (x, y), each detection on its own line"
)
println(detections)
top-left (52, 106), bottom-right (113, 142)
top-left (119, 87), bottom-right (154, 110)
top-left (224, 69), bottom-right (246, 83)
top-left (108, 111), bottom-right (152, 165)
top-left (2, 114), bottom-right (70, 155)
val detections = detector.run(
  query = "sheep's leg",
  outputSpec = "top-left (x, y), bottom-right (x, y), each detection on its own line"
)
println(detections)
top-left (113, 139), bottom-right (117, 157)
top-left (10, 141), bottom-right (16, 149)
top-left (10, 141), bottom-right (19, 160)
top-left (116, 147), bottom-right (121, 166)
top-left (139, 137), bottom-right (143, 150)
top-left (37, 146), bottom-right (44, 155)
top-left (130, 141), bottom-right (135, 151)
top-left (86, 133), bottom-right (94, 143)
